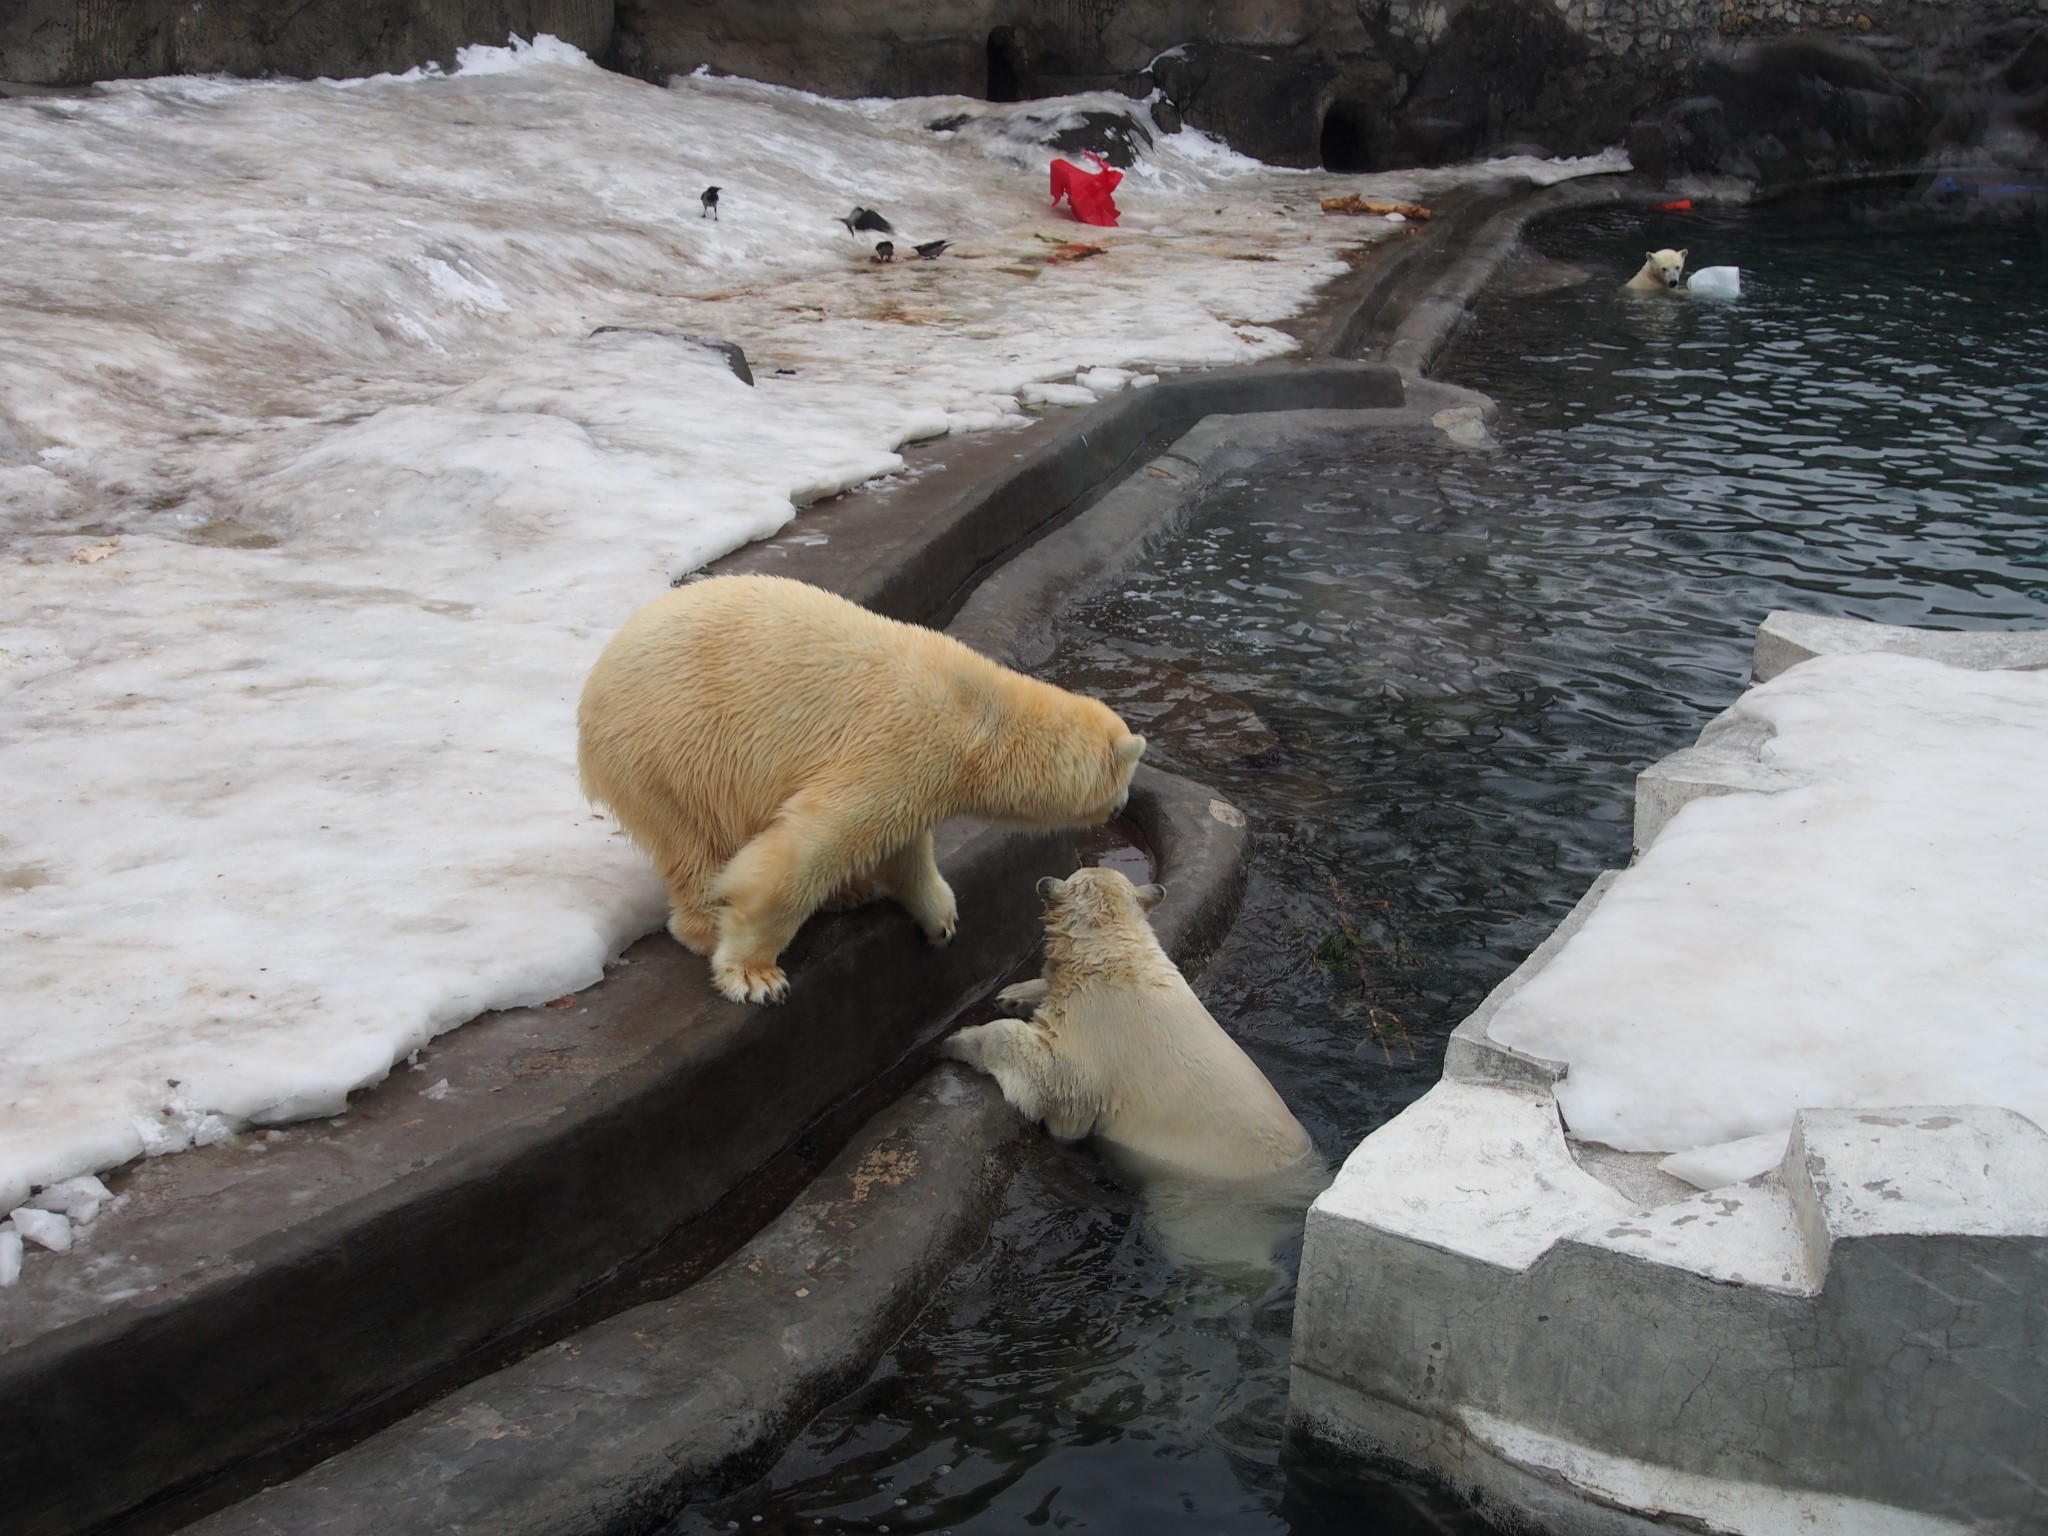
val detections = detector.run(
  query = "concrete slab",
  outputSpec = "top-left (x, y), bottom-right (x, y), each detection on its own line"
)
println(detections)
top-left (1292, 615), bottom-right (2048, 1534)
top-left (1754, 609), bottom-right (2048, 683)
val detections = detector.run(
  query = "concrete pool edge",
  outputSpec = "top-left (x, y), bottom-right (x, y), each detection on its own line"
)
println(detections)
top-left (1288, 614), bottom-right (2048, 1535)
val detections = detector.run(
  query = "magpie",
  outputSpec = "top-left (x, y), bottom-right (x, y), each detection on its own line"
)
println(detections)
top-left (840, 206), bottom-right (893, 236)
top-left (700, 185), bottom-right (720, 219)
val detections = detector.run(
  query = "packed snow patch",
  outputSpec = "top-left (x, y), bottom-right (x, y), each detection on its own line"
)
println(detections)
top-left (0, 36), bottom-right (1627, 1227)
top-left (1489, 653), bottom-right (2048, 1161)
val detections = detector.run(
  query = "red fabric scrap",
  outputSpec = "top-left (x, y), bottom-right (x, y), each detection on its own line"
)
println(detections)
top-left (1050, 152), bottom-right (1122, 227)
top-left (1658, 198), bottom-right (1694, 211)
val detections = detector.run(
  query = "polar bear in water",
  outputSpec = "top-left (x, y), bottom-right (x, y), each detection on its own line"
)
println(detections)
top-left (944, 868), bottom-right (1314, 1179)
top-left (1625, 247), bottom-right (1688, 292)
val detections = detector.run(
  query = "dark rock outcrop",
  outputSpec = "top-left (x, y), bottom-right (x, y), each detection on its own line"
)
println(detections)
top-left (1, 0), bottom-right (611, 85)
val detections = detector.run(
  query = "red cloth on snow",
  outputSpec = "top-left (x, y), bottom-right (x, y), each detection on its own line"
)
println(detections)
top-left (1050, 152), bottom-right (1122, 227)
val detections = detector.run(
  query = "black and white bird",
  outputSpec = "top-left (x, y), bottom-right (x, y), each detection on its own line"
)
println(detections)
top-left (699, 185), bottom-right (720, 219)
top-left (871, 240), bottom-right (896, 264)
top-left (840, 206), bottom-right (894, 236)
top-left (913, 239), bottom-right (951, 260)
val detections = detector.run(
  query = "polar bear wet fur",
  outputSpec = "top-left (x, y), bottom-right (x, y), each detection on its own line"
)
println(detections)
top-left (944, 868), bottom-right (1314, 1180)
top-left (1625, 247), bottom-right (1687, 292)
top-left (577, 574), bottom-right (1146, 1005)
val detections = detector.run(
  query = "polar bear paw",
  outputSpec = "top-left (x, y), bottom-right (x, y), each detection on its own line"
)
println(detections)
top-left (922, 904), bottom-right (958, 947)
top-left (995, 977), bottom-right (1049, 1017)
top-left (714, 959), bottom-right (789, 1006)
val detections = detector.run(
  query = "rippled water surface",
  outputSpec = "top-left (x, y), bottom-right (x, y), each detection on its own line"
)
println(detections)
top-left (673, 198), bottom-right (2047, 1534)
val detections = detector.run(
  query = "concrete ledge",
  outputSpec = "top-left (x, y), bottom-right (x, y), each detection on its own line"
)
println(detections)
top-left (1294, 1092), bottom-right (2048, 1533)
top-left (179, 1063), bottom-right (1030, 1536)
top-left (714, 358), bottom-right (1403, 628)
top-left (3, 823), bottom-right (1072, 1536)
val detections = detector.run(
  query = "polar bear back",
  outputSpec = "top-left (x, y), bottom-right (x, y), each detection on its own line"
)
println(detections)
top-left (1047, 971), bottom-right (1315, 1180)
top-left (579, 574), bottom-right (1142, 865)
top-left (582, 575), bottom-right (974, 843)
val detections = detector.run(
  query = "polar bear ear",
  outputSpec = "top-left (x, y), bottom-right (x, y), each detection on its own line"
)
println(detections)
top-left (1676, 248), bottom-right (1688, 261)
top-left (1115, 734), bottom-right (1147, 766)
top-left (1134, 882), bottom-right (1166, 911)
top-left (1036, 875), bottom-right (1067, 901)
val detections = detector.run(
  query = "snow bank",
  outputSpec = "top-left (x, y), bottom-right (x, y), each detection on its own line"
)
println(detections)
top-left (1489, 653), bottom-right (2048, 1163)
top-left (0, 36), bottom-right (1625, 1217)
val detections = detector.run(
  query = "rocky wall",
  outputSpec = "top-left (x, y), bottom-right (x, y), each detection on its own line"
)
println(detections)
top-left (3, 0), bottom-right (2044, 211)
top-left (0, 0), bottom-right (612, 85)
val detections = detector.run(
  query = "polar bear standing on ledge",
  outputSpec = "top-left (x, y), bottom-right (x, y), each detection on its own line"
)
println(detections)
top-left (578, 575), bottom-right (1146, 1005)
top-left (944, 868), bottom-right (1314, 1180)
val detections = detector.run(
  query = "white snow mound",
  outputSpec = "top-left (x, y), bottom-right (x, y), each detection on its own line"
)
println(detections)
top-left (1489, 652), bottom-right (2048, 1158)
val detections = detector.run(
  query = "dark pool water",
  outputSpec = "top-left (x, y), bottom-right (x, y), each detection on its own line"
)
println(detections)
top-left (670, 196), bottom-right (2047, 1534)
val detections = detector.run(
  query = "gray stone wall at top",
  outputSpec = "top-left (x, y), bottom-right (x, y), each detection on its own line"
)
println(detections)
top-left (0, 0), bottom-right (612, 85)
top-left (3, 0), bottom-right (2045, 192)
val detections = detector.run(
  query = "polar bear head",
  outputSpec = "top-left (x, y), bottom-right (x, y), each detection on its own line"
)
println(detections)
top-left (1636, 247), bottom-right (1687, 289)
top-left (1036, 866), bottom-right (1167, 956)
top-left (981, 686), bottom-right (1146, 829)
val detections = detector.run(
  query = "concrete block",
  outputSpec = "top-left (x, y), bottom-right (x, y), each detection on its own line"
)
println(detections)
top-left (1753, 610), bottom-right (2048, 683)
top-left (1294, 1099), bottom-right (2048, 1531)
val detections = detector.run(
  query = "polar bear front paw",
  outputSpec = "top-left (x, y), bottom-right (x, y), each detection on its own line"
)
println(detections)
top-left (994, 977), bottom-right (1050, 1017)
top-left (714, 959), bottom-right (789, 1005)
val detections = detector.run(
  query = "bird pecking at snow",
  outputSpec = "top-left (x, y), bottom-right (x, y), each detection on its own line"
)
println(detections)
top-left (840, 206), bottom-right (893, 236)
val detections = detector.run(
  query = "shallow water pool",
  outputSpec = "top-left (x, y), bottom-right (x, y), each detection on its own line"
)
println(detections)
top-left (671, 195), bottom-right (2047, 1534)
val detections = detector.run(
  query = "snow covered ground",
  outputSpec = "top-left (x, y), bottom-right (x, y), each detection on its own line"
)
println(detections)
top-left (0, 35), bottom-right (1628, 1249)
top-left (1488, 652), bottom-right (2048, 1188)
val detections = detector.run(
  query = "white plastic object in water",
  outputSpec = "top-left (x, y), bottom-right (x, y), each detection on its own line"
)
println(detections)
top-left (1688, 265), bottom-right (1741, 297)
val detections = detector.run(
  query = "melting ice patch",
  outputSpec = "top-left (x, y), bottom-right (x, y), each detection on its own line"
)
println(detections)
top-left (0, 36), bottom-right (1628, 1222)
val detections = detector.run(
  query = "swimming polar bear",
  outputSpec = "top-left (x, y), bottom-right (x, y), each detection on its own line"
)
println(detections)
top-left (943, 868), bottom-right (1315, 1180)
top-left (578, 575), bottom-right (1145, 1004)
top-left (1625, 247), bottom-right (1688, 292)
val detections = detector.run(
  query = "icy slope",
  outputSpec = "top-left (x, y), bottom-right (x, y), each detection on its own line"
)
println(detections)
top-left (0, 35), bottom-right (1624, 1216)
